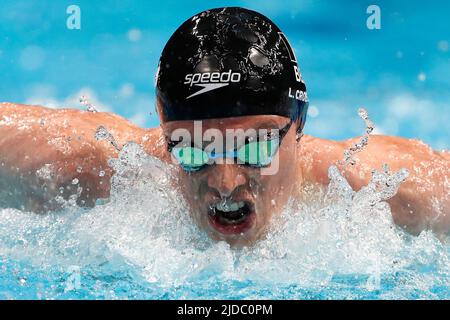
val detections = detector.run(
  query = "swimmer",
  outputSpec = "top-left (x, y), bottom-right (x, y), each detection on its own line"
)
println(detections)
top-left (1, 7), bottom-right (449, 246)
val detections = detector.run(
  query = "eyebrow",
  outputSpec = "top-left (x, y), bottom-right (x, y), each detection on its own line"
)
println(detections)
top-left (253, 120), bottom-right (283, 131)
top-left (165, 120), bottom-right (289, 147)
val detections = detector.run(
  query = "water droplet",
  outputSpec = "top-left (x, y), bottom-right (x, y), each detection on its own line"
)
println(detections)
top-left (342, 108), bottom-right (374, 165)
top-left (95, 126), bottom-right (121, 151)
top-left (80, 96), bottom-right (98, 113)
top-left (249, 47), bottom-right (270, 67)
top-left (358, 108), bottom-right (368, 120)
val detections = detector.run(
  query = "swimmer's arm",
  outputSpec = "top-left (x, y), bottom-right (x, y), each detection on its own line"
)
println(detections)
top-left (0, 102), bottom-right (165, 212)
top-left (301, 135), bottom-right (450, 236)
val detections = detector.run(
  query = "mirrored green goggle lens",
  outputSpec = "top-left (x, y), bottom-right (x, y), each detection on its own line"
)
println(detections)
top-left (172, 138), bottom-right (279, 170)
top-left (172, 146), bottom-right (208, 169)
top-left (236, 139), bottom-right (279, 166)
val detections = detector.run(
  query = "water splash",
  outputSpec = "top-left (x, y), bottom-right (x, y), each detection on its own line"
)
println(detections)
top-left (342, 108), bottom-right (374, 165)
top-left (329, 107), bottom-right (409, 212)
top-left (79, 96), bottom-right (98, 113)
top-left (95, 126), bottom-right (121, 151)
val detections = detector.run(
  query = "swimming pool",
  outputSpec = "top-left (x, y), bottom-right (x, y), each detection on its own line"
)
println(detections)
top-left (1, 0), bottom-right (449, 300)
top-left (1, 141), bottom-right (448, 300)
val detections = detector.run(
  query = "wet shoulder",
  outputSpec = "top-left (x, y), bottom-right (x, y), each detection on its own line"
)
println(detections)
top-left (140, 127), bottom-right (171, 162)
top-left (296, 135), bottom-right (344, 185)
top-left (1, 102), bottom-right (169, 163)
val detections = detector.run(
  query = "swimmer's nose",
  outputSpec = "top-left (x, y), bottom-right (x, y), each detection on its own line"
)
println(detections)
top-left (207, 164), bottom-right (247, 198)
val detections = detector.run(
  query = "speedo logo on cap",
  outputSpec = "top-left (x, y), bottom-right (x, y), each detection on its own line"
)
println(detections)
top-left (184, 70), bottom-right (241, 99)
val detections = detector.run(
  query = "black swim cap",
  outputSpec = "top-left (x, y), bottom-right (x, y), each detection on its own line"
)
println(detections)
top-left (156, 7), bottom-right (308, 133)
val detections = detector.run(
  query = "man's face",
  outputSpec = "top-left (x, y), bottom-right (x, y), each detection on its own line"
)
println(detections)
top-left (162, 115), bottom-right (300, 246)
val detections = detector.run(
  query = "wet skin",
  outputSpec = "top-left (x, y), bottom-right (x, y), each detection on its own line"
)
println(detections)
top-left (1, 103), bottom-right (449, 245)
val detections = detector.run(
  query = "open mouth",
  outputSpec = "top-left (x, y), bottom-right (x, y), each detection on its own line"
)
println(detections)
top-left (207, 200), bottom-right (256, 235)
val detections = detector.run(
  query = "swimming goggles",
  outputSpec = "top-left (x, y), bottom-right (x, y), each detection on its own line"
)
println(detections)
top-left (167, 121), bottom-right (293, 172)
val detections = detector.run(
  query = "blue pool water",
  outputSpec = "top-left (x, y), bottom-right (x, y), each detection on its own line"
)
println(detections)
top-left (2, 261), bottom-right (449, 300)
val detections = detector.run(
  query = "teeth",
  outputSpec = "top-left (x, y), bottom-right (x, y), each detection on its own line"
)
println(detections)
top-left (215, 200), bottom-right (245, 212)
